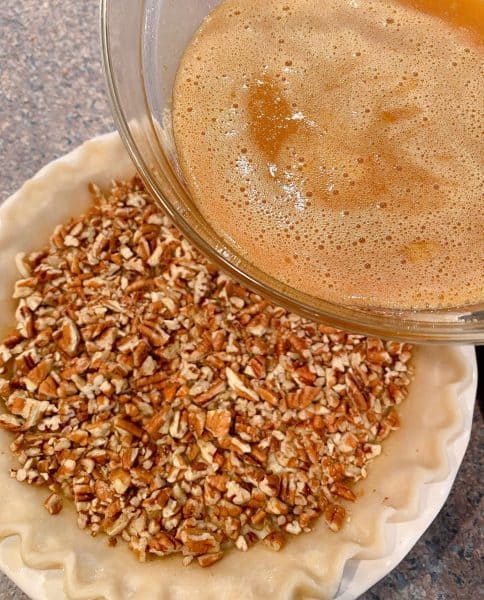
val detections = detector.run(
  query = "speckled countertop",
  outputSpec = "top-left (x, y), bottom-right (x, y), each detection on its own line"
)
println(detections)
top-left (0, 2), bottom-right (482, 599)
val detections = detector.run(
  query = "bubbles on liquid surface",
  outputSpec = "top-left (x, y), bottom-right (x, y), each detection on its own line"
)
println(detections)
top-left (173, 0), bottom-right (484, 309)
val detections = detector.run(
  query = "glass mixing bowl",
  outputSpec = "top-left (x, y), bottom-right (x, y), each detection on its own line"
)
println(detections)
top-left (100, 0), bottom-right (483, 343)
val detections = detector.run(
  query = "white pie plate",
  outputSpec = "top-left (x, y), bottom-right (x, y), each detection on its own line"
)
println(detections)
top-left (0, 133), bottom-right (478, 600)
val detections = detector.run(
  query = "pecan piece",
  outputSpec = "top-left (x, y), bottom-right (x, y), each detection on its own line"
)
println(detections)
top-left (324, 504), bottom-right (346, 532)
top-left (44, 492), bottom-right (63, 515)
top-left (58, 318), bottom-right (81, 357)
top-left (24, 358), bottom-right (53, 391)
top-left (263, 531), bottom-right (285, 551)
top-left (0, 414), bottom-right (23, 432)
top-left (287, 386), bottom-right (320, 410)
top-left (205, 409), bottom-right (231, 438)
top-left (197, 551), bottom-right (224, 568)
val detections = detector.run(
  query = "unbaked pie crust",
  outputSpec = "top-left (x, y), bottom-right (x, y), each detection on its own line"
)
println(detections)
top-left (0, 133), bottom-right (473, 600)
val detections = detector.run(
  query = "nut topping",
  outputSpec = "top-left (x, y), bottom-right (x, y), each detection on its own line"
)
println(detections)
top-left (0, 177), bottom-right (412, 567)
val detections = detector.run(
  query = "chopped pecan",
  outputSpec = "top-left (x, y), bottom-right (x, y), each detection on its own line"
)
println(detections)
top-left (24, 358), bottom-right (53, 391)
top-left (287, 386), bottom-right (320, 410)
top-left (44, 492), bottom-right (63, 515)
top-left (0, 413), bottom-right (23, 432)
top-left (324, 504), bottom-right (346, 532)
top-left (263, 531), bottom-right (285, 551)
top-left (58, 318), bottom-right (81, 357)
top-left (205, 409), bottom-right (231, 438)
top-left (197, 551), bottom-right (224, 568)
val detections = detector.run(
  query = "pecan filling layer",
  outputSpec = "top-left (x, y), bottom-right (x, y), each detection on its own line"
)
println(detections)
top-left (0, 177), bottom-right (412, 567)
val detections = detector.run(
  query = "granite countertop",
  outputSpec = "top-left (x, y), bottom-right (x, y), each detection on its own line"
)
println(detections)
top-left (0, 2), bottom-right (482, 599)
